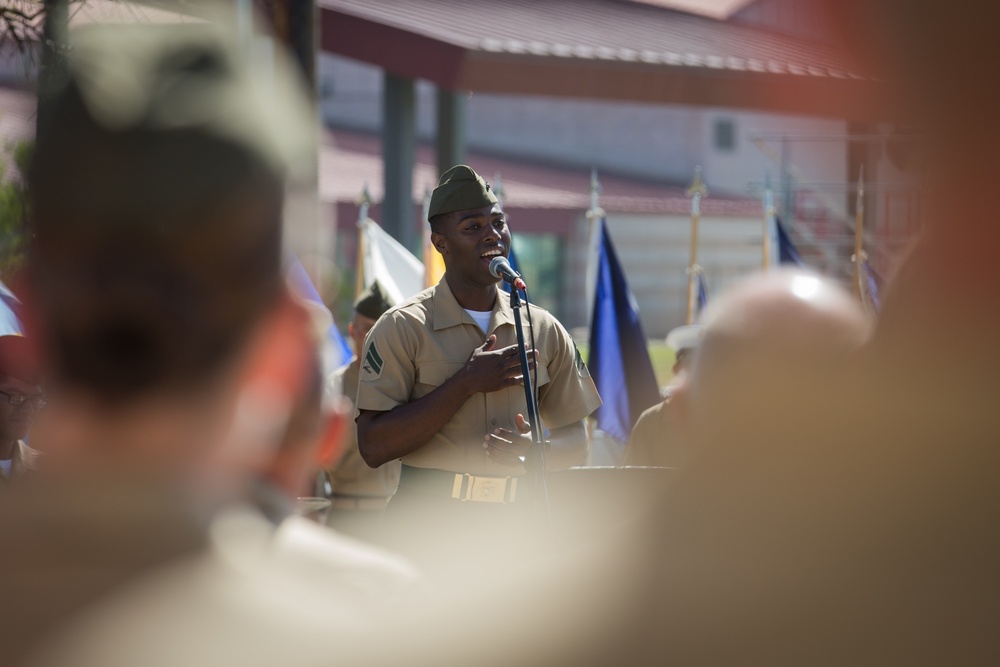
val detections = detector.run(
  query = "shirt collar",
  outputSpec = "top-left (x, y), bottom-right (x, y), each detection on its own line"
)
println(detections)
top-left (433, 275), bottom-right (516, 334)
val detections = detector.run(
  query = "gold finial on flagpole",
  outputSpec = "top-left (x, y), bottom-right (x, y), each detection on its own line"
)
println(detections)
top-left (355, 184), bottom-right (373, 298)
top-left (685, 166), bottom-right (708, 325)
top-left (357, 183), bottom-right (373, 222)
top-left (587, 167), bottom-right (605, 220)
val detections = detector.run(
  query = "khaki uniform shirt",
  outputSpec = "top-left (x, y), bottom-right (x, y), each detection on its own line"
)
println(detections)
top-left (356, 277), bottom-right (602, 475)
top-left (621, 399), bottom-right (673, 467)
top-left (621, 394), bottom-right (691, 468)
top-left (327, 357), bottom-right (401, 498)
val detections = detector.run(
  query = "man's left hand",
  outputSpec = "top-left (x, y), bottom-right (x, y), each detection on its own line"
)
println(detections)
top-left (483, 413), bottom-right (533, 470)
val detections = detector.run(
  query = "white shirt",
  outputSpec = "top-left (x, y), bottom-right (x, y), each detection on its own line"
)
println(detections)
top-left (463, 308), bottom-right (492, 333)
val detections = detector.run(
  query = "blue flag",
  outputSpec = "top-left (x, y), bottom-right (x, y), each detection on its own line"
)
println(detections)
top-left (697, 271), bottom-right (709, 316)
top-left (775, 216), bottom-right (803, 266)
top-left (499, 244), bottom-right (522, 294)
top-left (862, 258), bottom-right (883, 314)
top-left (587, 219), bottom-right (660, 442)
top-left (0, 279), bottom-right (22, 336)
top-left (286, 256), bottom-right (352, 367)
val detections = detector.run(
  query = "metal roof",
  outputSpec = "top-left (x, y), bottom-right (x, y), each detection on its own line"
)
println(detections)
top-left (318, 0), bottom-right (883, 120)
top-left (623, 0), bottom-right (756, 20)
top-left (321, 129), bottom-right (762, 218)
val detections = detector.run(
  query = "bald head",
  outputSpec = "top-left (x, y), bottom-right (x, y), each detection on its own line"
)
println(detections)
top-left (700, 270), bottom-right (869, 359)
top-left (685, 270), bottom-right (870, 424)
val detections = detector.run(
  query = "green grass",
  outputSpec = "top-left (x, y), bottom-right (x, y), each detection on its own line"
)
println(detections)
top-left (578, 340), bottom-right (676, 389)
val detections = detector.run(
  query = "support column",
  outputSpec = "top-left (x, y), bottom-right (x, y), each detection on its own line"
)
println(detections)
top-left (383, 73), bottom-right (417, 252)
top-left (436, 88), bottom-right (466, 177)
top-left (37, 0), bottom-right (69, 134)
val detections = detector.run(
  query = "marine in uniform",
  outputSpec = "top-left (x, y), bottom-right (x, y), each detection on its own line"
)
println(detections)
top-left (0, 19), bottom-right (421, 666)
top-left (324, 281), bottom-right (400, 537)
top-left (620, 323), bottom-right (703, 468)
top-left (354, 165), bottom-right (601, 569)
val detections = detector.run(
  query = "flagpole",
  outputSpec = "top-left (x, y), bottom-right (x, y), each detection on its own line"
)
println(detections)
top-left (852, 165), bottom-right (865, 300)
top-left (685, 167), bottom-right (707, 325)
top-left (587, 168), bottom-right (603, 266)
top-left (587, 167), bottom-right (603, 225)
top-left (355, 184), bottom-right (372, 299)
top-left (421, 186), bottom-right (433, 289)
top-left (585, 168), bottom-right (604, 324)
top-left (763, 171), bottom-right (775, 270)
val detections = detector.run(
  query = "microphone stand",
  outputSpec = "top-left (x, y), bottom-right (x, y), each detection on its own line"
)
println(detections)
top-left (508, 285), bottom-right (552, 533)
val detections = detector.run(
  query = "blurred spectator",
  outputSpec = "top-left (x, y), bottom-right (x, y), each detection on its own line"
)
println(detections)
top-left (264, 314), bottom-right (425, 614)
top-left (324, 280), bottom-right (400, 540)
top-left (0, 18), bottom-right (416, 667)
top-left (0, 335), bottom-right (42, 484)
top-left (619, 323), bottom-right (703, 468)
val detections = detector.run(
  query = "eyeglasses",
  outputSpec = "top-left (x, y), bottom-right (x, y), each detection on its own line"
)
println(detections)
top-left (0, 389), bottom-right (47, 410)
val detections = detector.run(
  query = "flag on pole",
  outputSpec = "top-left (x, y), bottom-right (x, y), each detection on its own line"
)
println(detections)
top-left (286, 256), bottom-right (351, 370)
top-left (697, 270), bottom-right (709, 316)
top-left (359, 217), bottom-right (424, 307)
top-left (587, 218), bottom-right (661, 443)
top-left (861, 257), bottom-right (883, 314)
top-left (423, 229), bottom-right (445, 289)
top-left (0, 280), bottom-right (23, 336)
top-left (422, 187), bottom-right (446, 289)
top-left (774, 215), bottom-right (803, 266)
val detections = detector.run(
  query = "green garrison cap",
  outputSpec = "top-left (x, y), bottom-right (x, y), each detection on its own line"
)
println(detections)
top-left (354, 281), bottom-right (394, 320)
top-left (27, 20), bottom-right (315, 398)
top-left (33, 20), bottom-right (314, 222)
top-left (428, 165), bottom-right (498, 219)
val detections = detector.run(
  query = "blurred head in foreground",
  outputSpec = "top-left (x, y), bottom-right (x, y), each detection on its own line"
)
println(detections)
top-left (24, 21), bottom-right (316, 490)
top-left (680, 269), bottom-right (870, 433)
top-left (618, 269), bottom-right (876, 663)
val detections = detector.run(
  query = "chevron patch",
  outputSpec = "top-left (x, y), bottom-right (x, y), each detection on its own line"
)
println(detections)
top-left (362, 341), bottom-right (384, 379)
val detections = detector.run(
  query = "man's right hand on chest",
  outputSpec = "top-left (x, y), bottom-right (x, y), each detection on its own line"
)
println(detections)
top-left (457, 335), bottom-right (537, 395)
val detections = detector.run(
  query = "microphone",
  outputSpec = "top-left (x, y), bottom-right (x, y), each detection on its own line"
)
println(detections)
top-left (489, 256), bottom-right (526, 290)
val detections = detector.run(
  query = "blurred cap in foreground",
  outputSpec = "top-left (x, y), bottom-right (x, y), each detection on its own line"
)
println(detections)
top-left (27, 21), bottom-right (315, 400)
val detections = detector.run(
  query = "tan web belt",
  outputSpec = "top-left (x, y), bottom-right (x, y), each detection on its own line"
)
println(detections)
top-left (399, 465), bottom-right (520, 504)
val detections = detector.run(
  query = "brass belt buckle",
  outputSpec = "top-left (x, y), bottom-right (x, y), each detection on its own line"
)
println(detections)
top-left (451, 474), bottom-right (517, 503)
top-left (470, 475), bottom-right (508, 503)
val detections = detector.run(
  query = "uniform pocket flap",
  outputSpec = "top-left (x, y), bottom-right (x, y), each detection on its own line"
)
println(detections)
top-left (416, 361), bottom-right (466, 387)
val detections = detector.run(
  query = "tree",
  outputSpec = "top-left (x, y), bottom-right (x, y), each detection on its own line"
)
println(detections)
top-left (0, 138), bottom-right (32, 285)
top-left (0, 2), bottom-right (46, 57)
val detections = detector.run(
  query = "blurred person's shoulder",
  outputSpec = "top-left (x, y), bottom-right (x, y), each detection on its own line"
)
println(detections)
top-left (272, 513), bottom-right (427, 603)
top-left (25, 503), bottom-right (423, 667)
top-left (621, 398), bottom-right (678, 468)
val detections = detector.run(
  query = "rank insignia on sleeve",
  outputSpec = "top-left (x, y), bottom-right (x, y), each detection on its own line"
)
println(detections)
top-left (362, 341), bottom-right (384, 379)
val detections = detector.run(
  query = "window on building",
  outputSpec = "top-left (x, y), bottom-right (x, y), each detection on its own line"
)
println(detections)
top-left (714, 118), bottom-right (736, 152)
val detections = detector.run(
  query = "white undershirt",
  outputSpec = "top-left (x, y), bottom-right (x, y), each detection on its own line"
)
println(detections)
top-left (464, 308), bottom-right (493, 334)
